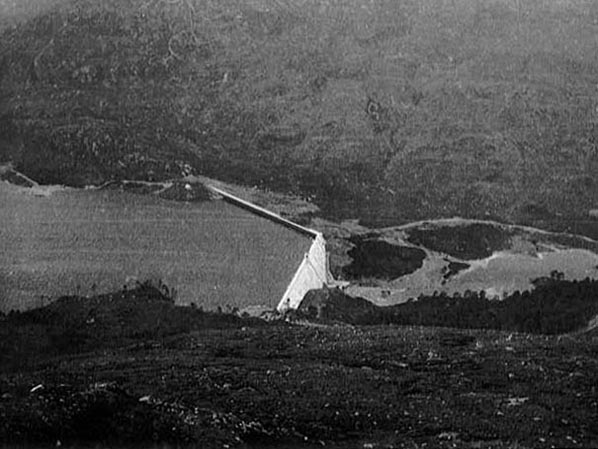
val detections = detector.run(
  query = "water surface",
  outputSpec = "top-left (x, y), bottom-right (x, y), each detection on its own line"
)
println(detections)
top-left (0, 183), bottom-right (311, 312)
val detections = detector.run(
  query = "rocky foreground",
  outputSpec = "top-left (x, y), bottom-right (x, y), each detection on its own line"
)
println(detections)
top-left (1, 285), bottom-right (597, 448)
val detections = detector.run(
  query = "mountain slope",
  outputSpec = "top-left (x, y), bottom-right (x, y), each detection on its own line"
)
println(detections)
top-left (1, 0), bottom-right (598, 231)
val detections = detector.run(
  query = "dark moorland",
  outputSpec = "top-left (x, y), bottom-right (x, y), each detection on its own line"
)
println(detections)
top-left (1, 0), bottom-right (598, 233)
top-left (1, 282), bottom-right (598, 448)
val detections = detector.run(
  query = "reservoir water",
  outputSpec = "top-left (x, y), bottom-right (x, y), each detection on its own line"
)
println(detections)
top-left (0, 182), bottom-right (310, 312)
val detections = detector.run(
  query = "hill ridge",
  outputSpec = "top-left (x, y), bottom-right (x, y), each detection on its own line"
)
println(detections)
top-left (1, 0), bottom-right (597, 234)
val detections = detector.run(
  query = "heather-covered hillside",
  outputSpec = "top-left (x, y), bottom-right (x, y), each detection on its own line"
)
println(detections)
top-left (1, 0), bottom-right (598, 229)
top-left (2, 288), bottom-right (598, 448)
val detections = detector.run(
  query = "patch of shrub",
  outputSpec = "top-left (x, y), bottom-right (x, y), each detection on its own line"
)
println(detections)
top-left (343, 237), bottom-right (426, 280)
top-left (376, 276), bottom-right (598, 334)
top-left (0, 282), bottom-right (266, 368)
top-left (302, 276), bottom-right (598, 334)
top-left (405, 223), bottom-right (513, 260)
top-left (297, 288), bottom-right (379, 323)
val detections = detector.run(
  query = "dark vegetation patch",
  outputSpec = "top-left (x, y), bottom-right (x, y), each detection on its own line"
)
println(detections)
top-left (0, 381), bottom-right (259, 448)
top-left (0, 281), bottom-right (265, 370)
top-left (342, 236), bottom-right (426, 280)
top-left (4, 118), bottom-right (196, 187)
top-left (526, 227), bottom-right (598, 252)
top-left (441, 260), bottom-right (471, 283)
top-left (299, 275), bottom-right (598, 335)
top-left (297, 288), bottom-right (379, 323)
top-left (405, 223), bottom-right (513, 260)
top-left (386, 277), bottom-right (598, 334)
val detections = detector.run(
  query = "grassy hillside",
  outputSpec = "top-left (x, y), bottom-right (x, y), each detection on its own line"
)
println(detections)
top-left (1, 0), bottom-right (598, 229)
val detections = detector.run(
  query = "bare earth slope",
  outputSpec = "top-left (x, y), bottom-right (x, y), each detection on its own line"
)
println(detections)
top-left (1, 0), bottom-right (598, 232)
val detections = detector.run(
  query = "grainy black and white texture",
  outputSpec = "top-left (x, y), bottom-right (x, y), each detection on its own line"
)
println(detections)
top-left (1, 1), bottom-right (598, 447)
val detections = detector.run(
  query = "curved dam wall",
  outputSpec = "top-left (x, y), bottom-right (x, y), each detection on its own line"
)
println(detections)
top-left (278, 233), bottom-right (330, 311)
top-left (0, 182), bottom-right (316, 312)
top-left (205, 185), bottom-right (331, 312)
